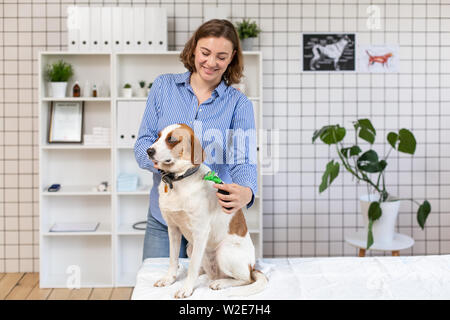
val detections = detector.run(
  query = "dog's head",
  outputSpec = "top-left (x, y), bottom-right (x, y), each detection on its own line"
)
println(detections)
top-left (147, 124), bottom-right (205, 173)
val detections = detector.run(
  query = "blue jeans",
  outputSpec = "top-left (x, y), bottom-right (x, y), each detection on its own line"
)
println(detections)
top-left (142, 212), bottom-right (188, 260)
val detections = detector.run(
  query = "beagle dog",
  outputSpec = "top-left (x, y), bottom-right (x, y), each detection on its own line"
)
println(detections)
top-left (147, 123), bottom-right (267, 299)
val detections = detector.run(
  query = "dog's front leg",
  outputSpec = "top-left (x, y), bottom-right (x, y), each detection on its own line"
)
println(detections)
top-left (174, 230), bottom-right (209, 299)
top-left (154, 225), bottom-right (182, 287)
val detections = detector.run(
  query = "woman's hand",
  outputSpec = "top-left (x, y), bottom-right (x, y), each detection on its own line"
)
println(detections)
top-left (213, 183), bottom-right (253, 214)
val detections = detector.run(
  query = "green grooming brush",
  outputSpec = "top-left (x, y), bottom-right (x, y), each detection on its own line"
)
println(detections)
top-left (203, 171), bottom-right (232, 210)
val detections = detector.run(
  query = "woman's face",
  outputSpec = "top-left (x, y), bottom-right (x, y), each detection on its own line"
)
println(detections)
top-left (193, 36), bottom-right (235, 84)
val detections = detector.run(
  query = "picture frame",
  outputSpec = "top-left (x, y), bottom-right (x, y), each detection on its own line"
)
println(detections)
top-left (48, 101), bottom-right (84, 143)
top-left (301, 33), bottom-right (356, 72)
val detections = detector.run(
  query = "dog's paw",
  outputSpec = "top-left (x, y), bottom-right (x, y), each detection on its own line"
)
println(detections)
top-left (154, 275), bottom-right (176, 287)
top-left (174, 286), bottom-right (193, 299)
top-left (209, 279), bottom-right (226, 290)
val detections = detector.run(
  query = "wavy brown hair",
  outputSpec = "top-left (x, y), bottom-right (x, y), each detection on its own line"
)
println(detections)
top-left (180, 19), bottom-right (243, 86)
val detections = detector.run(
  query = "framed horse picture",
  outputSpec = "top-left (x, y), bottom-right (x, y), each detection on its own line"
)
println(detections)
top-left (302, 33), bottom-right (356, 72)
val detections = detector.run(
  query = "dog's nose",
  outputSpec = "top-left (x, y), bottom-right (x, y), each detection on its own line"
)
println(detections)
top-left (147, 147), bottom-right (156, 159)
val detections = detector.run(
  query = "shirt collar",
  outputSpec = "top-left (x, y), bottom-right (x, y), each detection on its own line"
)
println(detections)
top-left (175, 71), bottom-right (228, 97)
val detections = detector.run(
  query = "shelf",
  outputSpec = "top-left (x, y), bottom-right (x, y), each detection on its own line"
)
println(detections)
top-left (41, 185), bottom-right (111, 196)
top-left (117, 225), bottom-right (145, 236)
top-left (42, 145), bottom-right (111, 150)
top-left (43, 223), bottom-right (112, 236)
top-left (116, 97), bottom-right (147, 101)
top-left (42, 97), bottom-right (111, 102)
top-left (117, 188), bottom-right (151, 196)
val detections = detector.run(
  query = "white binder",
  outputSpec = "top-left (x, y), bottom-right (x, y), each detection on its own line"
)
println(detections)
top-left (155, 7), bottom-right (168, 51)
top-left (112, 7), bottom-right (123, 52)
top-left (79, 6), bottom-right (90, 51)
top-left (90, 7), bottom-right (102, 51)
top-left (122, 7), bottom-right (134, 51)
top-left (133, 7), bottom-right (145, 52)
top-left (67, 6), bottom-right (79, 51)
top-left (129, 101), bottom-right (147, 146)
top-left (117, 101), bottom-right (146, 147)
top-left (144, 7), bottom-right (156, 51)
top-left (117, 101), bottom-right (130, 147)
top-left (101, 7), bottom-right (112, 52)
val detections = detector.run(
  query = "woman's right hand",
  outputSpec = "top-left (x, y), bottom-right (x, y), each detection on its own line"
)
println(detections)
top-left (152, 161), bottom-right (160, 170)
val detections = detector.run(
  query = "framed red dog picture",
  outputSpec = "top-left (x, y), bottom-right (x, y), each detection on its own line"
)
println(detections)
top-left (359, 45), bottom-right (400, 73)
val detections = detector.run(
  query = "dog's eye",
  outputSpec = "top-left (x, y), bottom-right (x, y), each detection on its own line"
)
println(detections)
top-left (167, 135), bottom-right (178, 144)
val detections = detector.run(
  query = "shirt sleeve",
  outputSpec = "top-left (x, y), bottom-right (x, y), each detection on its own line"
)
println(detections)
top-left (134, 76), bottom-right (163, 175)
top-left (228, 97), bottom-right (258, 209)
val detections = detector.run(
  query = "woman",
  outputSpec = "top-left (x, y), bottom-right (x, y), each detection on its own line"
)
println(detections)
top-left (134, 19), bottom-right (257, 260)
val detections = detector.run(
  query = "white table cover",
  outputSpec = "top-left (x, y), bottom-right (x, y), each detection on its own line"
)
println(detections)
top-left (131, 255), bottom-right (450, 300)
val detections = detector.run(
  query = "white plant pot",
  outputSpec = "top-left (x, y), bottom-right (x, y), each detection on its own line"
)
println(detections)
top-left (360, 194), bottom-right (401, 246)
top-left (123, 88), bottom-right (133, 98)
top-left (49, 82), bottom-right (68, 98)
top-left (137, 88), bottom-right (147, 97)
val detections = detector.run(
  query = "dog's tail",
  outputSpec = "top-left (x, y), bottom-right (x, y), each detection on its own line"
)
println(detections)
top-left (227, 269), bottom-right (268, 297)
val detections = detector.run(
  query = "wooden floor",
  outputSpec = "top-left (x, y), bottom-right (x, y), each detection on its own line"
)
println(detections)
top-left (0, 273), bottom-right (134, 300)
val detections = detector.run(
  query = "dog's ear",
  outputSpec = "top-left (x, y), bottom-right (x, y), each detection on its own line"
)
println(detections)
top-left (191, 134), bottom-right (205, 165)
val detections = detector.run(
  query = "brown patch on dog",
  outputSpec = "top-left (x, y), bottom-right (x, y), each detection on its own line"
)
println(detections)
top-left (165, 130), bottom-right (182, 149)
top-left (228, 209), bottom-right (248, 237)
top-left (176, 123), bottom-right (205, 165)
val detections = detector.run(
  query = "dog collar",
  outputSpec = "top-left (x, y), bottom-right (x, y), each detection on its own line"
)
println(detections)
top-left (159, 166), bottom-right (200, 191)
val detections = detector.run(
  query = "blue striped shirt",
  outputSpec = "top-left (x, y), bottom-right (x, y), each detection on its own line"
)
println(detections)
top-left (134, 71), bottom-right (257, 225)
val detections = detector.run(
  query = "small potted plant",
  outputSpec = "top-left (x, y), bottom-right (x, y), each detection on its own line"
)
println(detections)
top-left (44, 60), bottom-right (74, 98)
top-left (312, 118), bottom-right (431, 249)
top-left (137, 80), bottom-right (146, 97)
top-left (147, 82), bottom-right (153, 96)
top-left (235, 19), bottom-right (261, 51)
top-left (123, 83), bottom-right (132, 98)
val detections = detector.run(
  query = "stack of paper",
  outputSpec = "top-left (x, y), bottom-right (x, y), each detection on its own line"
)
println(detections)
top-left (84, 127), bottom-right (110, 146)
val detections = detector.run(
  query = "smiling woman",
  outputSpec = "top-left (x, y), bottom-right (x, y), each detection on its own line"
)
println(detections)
top-left (134, 19), bottom-right (257, 260)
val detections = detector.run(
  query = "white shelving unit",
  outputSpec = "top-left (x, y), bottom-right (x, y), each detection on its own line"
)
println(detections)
top-left (39, 51), bottom-right (263, 288)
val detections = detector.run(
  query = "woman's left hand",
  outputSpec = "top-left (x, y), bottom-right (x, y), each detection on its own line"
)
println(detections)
top-left (213, 183), bottom-right (253, 214)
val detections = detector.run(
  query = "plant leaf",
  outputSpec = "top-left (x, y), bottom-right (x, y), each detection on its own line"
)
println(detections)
top-left (368, 201), bottom-right (382, 221)
top-left (387, 132), bottom-right (399, 149)
top-left (367, 219), bottom-right (374, 249)
top-left (357, 150), bottom-right (385, 173)
top-left (354, 119), bottom-right (376, 145)
top-left (312, 125), bottom-right (346, 145)
top-left (350, 145), bottom-right (362, 156)
top-left (417, 200), bottom-right (431, 229)
top-left (319, 160), bottom-right (340, 193)
top-left (398, 129), bottom-right (416, 155)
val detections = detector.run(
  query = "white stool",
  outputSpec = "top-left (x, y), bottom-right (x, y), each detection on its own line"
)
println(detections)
top-left (345, 231), bottom-right (414, 257)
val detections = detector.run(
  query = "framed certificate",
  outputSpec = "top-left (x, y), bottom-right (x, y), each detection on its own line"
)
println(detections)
top-left (48, 101), bottom-right (84, 143)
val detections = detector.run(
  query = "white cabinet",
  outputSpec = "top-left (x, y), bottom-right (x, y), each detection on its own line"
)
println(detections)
top-left (39, 51), bottom-right (263, 288)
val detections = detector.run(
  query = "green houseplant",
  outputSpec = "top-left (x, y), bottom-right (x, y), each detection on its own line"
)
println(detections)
top-left (235, 19), bottom-right (261, 51)
top-left (44, 60), bottom-right (74, 98)
top-left (138, 80), bottom-right (146, 97)
top-left (123, 83), bottom-right (132, 98)
top-left (312, 118), bottom-right (431, 249)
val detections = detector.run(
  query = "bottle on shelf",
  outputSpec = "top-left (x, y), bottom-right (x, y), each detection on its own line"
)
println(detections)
top-left (73, 81), bottom-right (81, 97)
top-left (92, 84), bottom-right (97, 97)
